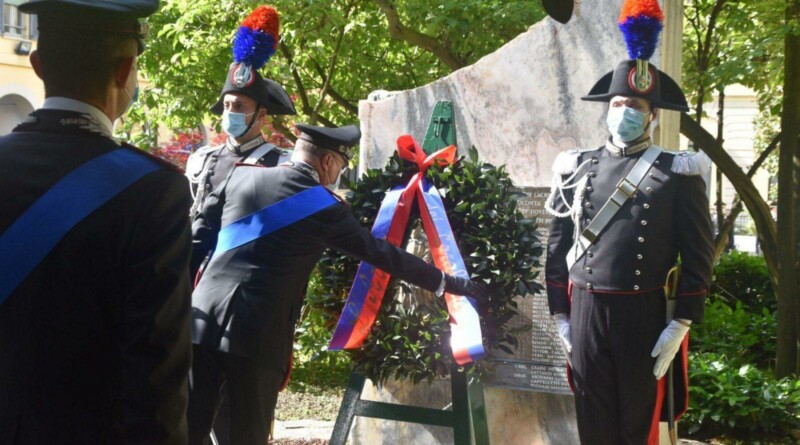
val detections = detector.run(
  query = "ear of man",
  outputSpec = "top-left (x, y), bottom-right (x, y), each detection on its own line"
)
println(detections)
top-left (29, 50), bottom-right (43, 81)
top-left (114, 56), bottom-right (136, 89)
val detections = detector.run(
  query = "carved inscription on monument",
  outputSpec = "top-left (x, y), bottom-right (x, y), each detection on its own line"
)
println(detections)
top-left (483, 187), bottom-right (571, 395)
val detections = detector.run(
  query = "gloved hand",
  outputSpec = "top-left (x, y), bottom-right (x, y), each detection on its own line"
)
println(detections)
top-left (553, 313), bottom-right (572, 366)
top-left (442, 274), bottom-right (491, 302)
top-left (651, 319), bottom-right (691, 379)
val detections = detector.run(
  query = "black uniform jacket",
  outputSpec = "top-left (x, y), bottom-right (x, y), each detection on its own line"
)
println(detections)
top-left (186, 139), bottom-right (284, 218)
top-left (0, 110), bottom-right (193, 444)
top-left (546, 145), bottom-right (714, 322)
top-left (191, 163), bottom-right (442, 366)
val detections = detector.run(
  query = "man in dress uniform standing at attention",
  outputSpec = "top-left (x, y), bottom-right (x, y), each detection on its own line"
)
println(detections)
top-left (186, 5), bottom-right (295, 227)
top-left (184, 8), bottom-right (296, 443)
top-left (187, 123), bottom-right (490, 445)
top-left (0, 1), bottom-right (192, 444)
top-left (545, 1), bottom-right (714, 444)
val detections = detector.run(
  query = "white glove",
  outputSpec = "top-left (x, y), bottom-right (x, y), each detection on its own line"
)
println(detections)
top-left (651, 319), bottom-right (691, 379)
top-left (553, 313), bottom-right (572, 365)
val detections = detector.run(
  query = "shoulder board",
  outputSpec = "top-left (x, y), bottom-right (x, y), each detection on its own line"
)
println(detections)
top-left (552, 146), bottom-right (602, 175)
top-left (192, 144), bottom-right (222, 158)
top-left (185, 144), bottom-right (222, 178)
top-left (668, 150), bottom-right (711, 176)
top-left (120, 143), bottom-right (183, 173)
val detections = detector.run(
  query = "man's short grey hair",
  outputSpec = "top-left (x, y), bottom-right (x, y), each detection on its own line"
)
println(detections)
top-left (294, 138), bottom-right (337, 160)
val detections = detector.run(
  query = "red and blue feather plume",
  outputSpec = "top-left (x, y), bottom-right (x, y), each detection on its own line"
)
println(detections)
top-left (233, 5), bottom-right (280, 70)
top-left (618, 0), bottom-right (664, 61)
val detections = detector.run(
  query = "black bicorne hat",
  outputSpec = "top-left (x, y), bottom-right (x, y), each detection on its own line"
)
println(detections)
top-left (581, 59), bottom-right (689, 112)
top-left (210, 63), bottom-right (296, 116)
top-left (295, 123), bottom-right (360, 161)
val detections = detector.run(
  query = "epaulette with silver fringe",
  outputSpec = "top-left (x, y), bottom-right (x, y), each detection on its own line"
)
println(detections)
top-left (552, 147), bottom-right (602, 176)
top-left (185, 144), bottom-right (223, 182)
top-left (669, 150), bottom-right (711, 176)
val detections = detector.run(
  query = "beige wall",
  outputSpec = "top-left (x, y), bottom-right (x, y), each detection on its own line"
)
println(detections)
top-left (0, 35), bottom-right (43, 135)
top-left (700, 84), bottom-right (771, 207)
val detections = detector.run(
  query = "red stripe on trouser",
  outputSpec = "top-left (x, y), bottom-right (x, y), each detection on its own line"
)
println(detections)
top-left (648, 375), bottom-right (667, 445)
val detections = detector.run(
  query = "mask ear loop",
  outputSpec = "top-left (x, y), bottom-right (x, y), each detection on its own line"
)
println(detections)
top-left (647, 109), bottom-right (659, 139)
top-left (237, 103), bottom-right (262, 137)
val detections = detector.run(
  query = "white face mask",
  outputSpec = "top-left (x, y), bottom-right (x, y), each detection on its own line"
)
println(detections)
top-left (326, 171), bottom-right (342, 192)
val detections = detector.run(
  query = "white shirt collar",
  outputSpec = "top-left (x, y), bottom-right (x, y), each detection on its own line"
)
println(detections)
top-left (42, 97), bottom-right (114, 136)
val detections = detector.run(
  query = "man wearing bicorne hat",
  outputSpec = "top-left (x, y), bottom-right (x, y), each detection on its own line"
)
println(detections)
top-left (185, 4), bottom-right (295, 232)
top-left (187, 122), bottom-right (491, 445)
top-left (545, 1), bottom-right (714, 444)
top-left (0, 1), bottom-right (192, 444)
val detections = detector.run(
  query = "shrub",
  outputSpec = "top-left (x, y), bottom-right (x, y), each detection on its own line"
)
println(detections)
top-left (691, 300), bottom-right (776, 370)
top-left (683, 352), bottom-right (800, 441)
top-left (711, 251), bottom-right (775, 312)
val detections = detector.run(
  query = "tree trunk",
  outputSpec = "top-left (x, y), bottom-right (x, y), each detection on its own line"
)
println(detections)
top-left (775, 0), bottom-right (800, 378)
top-left (712, 134), bottom-right (781, 263)
top-left (679, 114), bottom-right (779, 290)
top-left (715, 89), bottom-right (726, 251)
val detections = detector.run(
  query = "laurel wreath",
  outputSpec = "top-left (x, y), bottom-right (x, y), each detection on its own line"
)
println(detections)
top-left (311, 148), bottom-right (543, 384)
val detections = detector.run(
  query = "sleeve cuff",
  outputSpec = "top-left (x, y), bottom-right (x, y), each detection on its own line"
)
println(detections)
top-left (673, 290), bottom-right (707, 323)
top-left (547, 281), bottom-right (571, 315)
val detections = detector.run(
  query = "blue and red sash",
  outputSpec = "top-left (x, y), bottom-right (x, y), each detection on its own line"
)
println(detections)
top-left (0, 148), bottom-right (161, 305)
top-left (214, 185), bottom-right (337, 254)
top-left (328, 135), bottom-right (485, 365)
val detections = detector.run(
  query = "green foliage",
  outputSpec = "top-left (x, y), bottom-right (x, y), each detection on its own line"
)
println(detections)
top-left (692, 300), bottom-right (776, 371)
top-left (711, 251), bottom-right (776, 313)
top-left (684, 352), bottom-right (800, 440)
top-left (682, 252), bottom-right (798, 442)
top-left (313, 150), bottom-right (542, 384)
top-left (133, 0), bottom-right (545, 134)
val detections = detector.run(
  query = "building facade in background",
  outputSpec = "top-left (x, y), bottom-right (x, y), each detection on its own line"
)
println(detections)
top-left (0, 0), bottom-right (41, 135)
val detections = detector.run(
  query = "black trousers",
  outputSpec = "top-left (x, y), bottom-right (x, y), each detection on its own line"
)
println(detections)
top-left (187, 345), bottom-right (283, 445)
top-left (570, 286), bottom-right (667, 445)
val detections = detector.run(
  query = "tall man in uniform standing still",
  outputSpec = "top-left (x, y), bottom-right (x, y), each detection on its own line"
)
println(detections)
top-left (185, 8), bottom-right (296, 443)
top-left (187, 123), bottom-right (490, 445)
top-left (0, 1), bottom-right (193, 444)
top-left (186, 5), bottom-right (295, 223)
top-left (545, 1), bottom-right (714, 444)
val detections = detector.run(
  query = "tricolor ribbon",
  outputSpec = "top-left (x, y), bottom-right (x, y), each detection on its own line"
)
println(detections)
top-left (328, 135), bottom-right (485, 365)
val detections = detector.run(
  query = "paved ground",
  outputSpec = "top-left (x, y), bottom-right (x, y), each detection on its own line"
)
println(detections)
top-left (269, 420), bottom-right (710, 444)
top-left (271, 419), bottom-right (334, 444)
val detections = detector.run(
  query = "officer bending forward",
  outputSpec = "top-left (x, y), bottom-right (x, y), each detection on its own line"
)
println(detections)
top-left (188, 123), bottom-right (489, 445)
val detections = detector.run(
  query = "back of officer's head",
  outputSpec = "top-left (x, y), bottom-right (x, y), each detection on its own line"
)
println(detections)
top-left (32, 7), bottom-right (139, 103)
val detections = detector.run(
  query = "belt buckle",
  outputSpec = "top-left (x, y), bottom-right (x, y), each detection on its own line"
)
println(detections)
top-left (616, 177), bottom-right (637, 198)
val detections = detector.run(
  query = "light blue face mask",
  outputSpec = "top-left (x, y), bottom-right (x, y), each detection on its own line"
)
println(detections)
top-left (221, 111), bottom-right (254, 138)
top-left (607, 106), bottom-right (650, 142)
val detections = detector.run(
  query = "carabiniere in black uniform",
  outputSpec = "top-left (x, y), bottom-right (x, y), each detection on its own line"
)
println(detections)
top-left (545, 58), bottom-right (715, 445)
top-left (187, 123), bottom-right (486, 445)
top-left (184, 44), bottom-right (297, 220)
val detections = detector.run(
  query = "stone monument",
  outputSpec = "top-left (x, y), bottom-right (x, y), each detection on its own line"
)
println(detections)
top-left (350, 1), bottom-right (682, 443)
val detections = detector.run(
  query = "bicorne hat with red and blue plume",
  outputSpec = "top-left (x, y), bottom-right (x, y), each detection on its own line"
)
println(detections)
top-left (211, 5), bottom-right (296, 116)
top-left (582, 0), bottom-right (688, 112)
